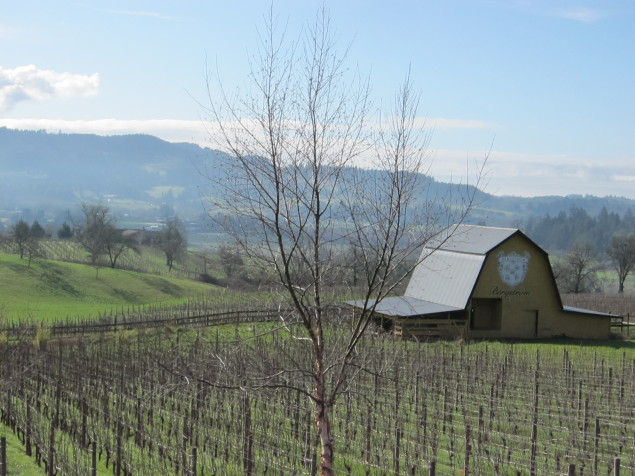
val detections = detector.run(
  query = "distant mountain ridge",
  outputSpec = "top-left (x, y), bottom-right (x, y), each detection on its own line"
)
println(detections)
top-left (0, 127), bottom-right (225, 216)
top-left (1, 127), bottom-right (634, 228)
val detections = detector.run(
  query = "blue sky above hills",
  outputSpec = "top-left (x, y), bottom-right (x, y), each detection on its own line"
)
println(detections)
top-left (1, 0), bottom-right (633, 198)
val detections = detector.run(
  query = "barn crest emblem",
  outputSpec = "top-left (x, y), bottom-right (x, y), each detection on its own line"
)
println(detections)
top-left (497, 251), bottom-right (530, 287)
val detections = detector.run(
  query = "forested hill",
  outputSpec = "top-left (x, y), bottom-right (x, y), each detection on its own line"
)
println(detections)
top-left (1, 127), bottom-right (634, 253)
top-left (520, 207), bottom-right (635, 255)
top-left (0, 127), bottom-right (228, 216)
top-left (477, 194), bottom-right (635, 226)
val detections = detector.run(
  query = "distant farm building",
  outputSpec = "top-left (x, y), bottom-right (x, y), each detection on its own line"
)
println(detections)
top-left (350, 225), bottom-right (614, 340)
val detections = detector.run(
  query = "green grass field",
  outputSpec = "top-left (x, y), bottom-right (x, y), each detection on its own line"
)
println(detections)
top-left (0, 253), bottom-right (215, 323)
top-left (0, 428), bottom-right (45, 475)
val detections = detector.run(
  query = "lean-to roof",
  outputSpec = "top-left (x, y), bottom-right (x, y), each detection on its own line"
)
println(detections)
top-left (352, 296), bottom-right (463, 318)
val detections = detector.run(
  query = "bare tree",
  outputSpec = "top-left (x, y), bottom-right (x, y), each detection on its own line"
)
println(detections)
top-left (75, 203), bottom-right (114, 267)
top-left (159, 216), bottom-right (187, 271)
top-left (606, 234), bottom-right (635, 293)
top-left (103, 225), bottom-right (140, 269)
top-left (554, 240), bottom-right (600, 294)
top-left (218, 244), bottom-right (245, 280)
top-left (202, 9), bottom-right (484, 474)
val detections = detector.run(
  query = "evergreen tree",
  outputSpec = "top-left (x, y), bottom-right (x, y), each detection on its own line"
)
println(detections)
top-left (30, 220), bottom-right (46, 239)
top-left (57, 222), bottom-right (73, 239)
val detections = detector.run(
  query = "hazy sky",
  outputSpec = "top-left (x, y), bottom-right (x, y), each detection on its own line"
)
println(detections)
top-left (1, 1), bottom-right (633, 199)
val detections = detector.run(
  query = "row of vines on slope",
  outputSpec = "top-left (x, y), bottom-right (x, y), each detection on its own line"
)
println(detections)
top-left (1, 326), bottom-right (634, 475)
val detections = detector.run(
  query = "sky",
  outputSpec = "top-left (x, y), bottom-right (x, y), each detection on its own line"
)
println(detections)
top-left (1, 0), bottom-right (634, 199)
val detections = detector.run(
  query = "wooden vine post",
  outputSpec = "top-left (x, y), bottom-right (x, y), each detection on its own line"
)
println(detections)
top-left (530, 352), bottom-right (539, 476)
top-left (1, 436), bottom-right (6, 476)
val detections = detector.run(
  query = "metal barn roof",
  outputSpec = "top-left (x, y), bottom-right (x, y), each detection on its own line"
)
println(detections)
top-left (348, 225), bottom-right (514, 316)
top-left (428, 224), bottom-right (518, 255)
top-left (405, 249), bottom-right (485, 309)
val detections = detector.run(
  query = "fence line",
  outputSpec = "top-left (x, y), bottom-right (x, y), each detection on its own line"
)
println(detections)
top-left (1, 307), bottom-right (287, 339)
top-left (3, 305), bottom-right (633, 339)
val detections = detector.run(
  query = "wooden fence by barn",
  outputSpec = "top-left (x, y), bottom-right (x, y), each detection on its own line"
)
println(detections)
top-left (2, 291), bottom-right (633, 340)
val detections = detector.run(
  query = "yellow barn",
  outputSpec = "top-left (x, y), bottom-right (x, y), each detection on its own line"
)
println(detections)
top-left (352, 224), bottom-right (614, 340)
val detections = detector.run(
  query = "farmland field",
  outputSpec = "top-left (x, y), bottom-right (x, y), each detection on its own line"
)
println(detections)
top-left (1, 322), bottom-right (634, 475)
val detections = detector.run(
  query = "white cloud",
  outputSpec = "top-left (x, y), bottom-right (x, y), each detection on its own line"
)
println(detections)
top-left (555, 7), bottom-right (602, 23)
top-left (357, 116), bottom-right (494, 134)
top-left (415, 147), bottom-right (635, 199)
top-left (612, 174), bottom-right (635, 183)
top-left (428, 118), bottom-right (495, 130)
top-left (482, 151), bottom-right (635, 198)
top-left (0, 116), bottom-right (491, 149)
top-left (0, 118), bottom-right (209, 144)
top-left (0, 65), bottom-right (99, 113)
top-left (103, 9), bottom-right (176, 20)
top-left (502, 2), bottom-right (605, 23)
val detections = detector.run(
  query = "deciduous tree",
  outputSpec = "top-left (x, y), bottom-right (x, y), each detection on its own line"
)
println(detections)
top-left (11, 220), bottom-right (32, 259)
top-left (159, 216), bottom-right (187, 271)
top-left (103, 225), bottom-right (140, 269)
top-left (76, 203), bottom-right (114, 266)
top-left (606, 234), bottom-right (635, 293)
top-left (10, 220), bottom-right (43, 265)
top-left (201, 9), bottom-right (485, 475)
top-left (554, 241), bottom-right (600, 294)
top-left (218, 245), bottom-right (245, 280)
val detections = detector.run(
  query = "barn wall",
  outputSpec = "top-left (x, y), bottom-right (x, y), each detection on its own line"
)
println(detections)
top-left (469, 234), bottom-right (610, 339)
top-left (544, 310), bottom-right (611, 339)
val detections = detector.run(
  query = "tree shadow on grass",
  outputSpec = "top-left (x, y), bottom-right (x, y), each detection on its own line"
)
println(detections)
top-left (109, 288), bottom-right (142, 303)
top-left (38, 261), bottom-right (80, 297)
top-left (138, 275), bottom-right (185, 297)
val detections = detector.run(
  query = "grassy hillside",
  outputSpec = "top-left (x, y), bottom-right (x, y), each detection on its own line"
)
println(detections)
top-left (0, 253), bottom-right (215, 323)
top-left (31, 239), bottom-right (216, 281)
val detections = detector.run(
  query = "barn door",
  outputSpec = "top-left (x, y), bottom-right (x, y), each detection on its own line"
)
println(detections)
top-left (519, 310), bottom-right (539, 337)
top-left (470, 298), bottom-right (502, 330)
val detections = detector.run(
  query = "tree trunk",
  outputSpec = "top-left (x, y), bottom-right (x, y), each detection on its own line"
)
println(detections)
top-left (315, 373), bottom-right (334, 476)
